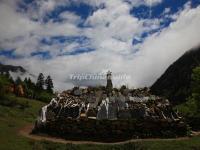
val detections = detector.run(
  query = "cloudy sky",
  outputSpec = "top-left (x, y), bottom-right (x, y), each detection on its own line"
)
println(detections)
top-left (0, 0), bottom-right (200, 91)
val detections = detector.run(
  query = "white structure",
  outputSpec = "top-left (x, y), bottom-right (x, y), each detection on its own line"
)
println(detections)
top-left (38, 98), bottom-right (58, 123)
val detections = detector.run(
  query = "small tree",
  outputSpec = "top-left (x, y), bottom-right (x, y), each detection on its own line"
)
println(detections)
top-left (0, 74), bottom-right (10, 98)
top-left (36, 73), bottom-right (45, 90)
top-left (15, 77), bottom-right (22, 85)
top-left (25, 77), bottom-right (35, 89)
top-left (45, 75), bottom-right (54, 93)
top-left (177, 66), bottom-right (200, 117)
top-left (191, 66), bottom-right (200, 110)
top-left (24, 77), bottom-right (28, 83)
top-left (191, 67), bottom-right (200, 94)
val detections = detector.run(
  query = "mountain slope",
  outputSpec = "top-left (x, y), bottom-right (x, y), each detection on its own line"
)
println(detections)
top-left (0, 63), bottom-right (26, 74)
top-left (151, 46), bottom-right (200, 104)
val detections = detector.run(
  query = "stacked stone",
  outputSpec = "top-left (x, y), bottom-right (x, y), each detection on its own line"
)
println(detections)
top-left (37, 85), bottom-right (182, 124)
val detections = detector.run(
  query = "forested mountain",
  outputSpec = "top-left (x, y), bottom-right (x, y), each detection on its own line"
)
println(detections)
top-left (151, 46), bottom-right (200, 104)
top-left (0, 63), bottom-right (26, 74)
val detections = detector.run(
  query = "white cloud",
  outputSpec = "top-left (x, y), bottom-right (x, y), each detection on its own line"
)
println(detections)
top-left (24, 0), bottom-right (71, 20)
top-left (0, 0), bottom-right (82, 56)
top-left (130, 4), bottom-right (200, 86)
top-left (59, 11), bottom-right (82, 24)
top-left (38, 21), bottom-right (81, 37)
top-left (1, 0), bottom-right (200, 91)
top-left (163, 8), bottom-right (171, 14)
top-left (0, 2), bottom-right (39, 40)
top-left (84, 0), bottom-right (143, 54)
top-left (124, 0), bottom-right (162, 7)
top-left (144, 0), bottom-right (162, 6)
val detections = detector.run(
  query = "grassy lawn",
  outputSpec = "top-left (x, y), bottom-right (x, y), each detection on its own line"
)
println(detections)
top-left (1, 96), bottom-right (200, 150)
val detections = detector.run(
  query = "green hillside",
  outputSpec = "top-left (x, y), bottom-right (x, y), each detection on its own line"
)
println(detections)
top-left (1, 95), bottom-right (200, 150)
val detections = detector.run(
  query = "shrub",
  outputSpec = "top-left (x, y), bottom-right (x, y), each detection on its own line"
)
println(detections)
top-left (35, 91), bottom-right (54, 103)
top-left (0, 94), bottom-right (30, 110)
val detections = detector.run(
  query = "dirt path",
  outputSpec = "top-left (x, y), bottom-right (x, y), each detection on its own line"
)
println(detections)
top-left (19, 124), bottom-right (200, 145)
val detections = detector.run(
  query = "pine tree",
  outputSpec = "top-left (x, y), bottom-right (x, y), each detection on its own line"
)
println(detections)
top-left (5, 72), bottom-right (10, 79)
top-left (36, 73), bottom-right (45, 90)
top-left (24, 77), bottom-right (28, 83)
top-left (25, 77), bottom-right (35, 89)
top-left (25, 77), bottom-right (35, 99)
top-left (5, 72), bottom-right (14, 83)
top-left (15, 77), bottom-right (22, 85)
top-left (0, 74), bottom-right (10, 98)
top-left (45, 75), bottom-right (54, 93)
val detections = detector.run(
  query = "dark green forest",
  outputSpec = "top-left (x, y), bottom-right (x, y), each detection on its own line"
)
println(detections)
top-left (151, 46), bottom-right (200, 105)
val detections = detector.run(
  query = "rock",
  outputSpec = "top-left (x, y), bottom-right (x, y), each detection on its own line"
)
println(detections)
top-left (97, 100), bottom-right (108, 119)
top-left (107, 102), bottom-right (117, 120)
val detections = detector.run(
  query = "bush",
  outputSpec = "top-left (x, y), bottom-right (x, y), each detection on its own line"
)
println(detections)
top-left (175, 66), bottom-right (200, 130)
top-left (0, 94), bottom-right (17, 107)
top-left (35, 91), bottom-right (54, 103)
top-left (0, 94), bottom-right (30, 109)
top-left (0, 74), bottom-right (10, 97)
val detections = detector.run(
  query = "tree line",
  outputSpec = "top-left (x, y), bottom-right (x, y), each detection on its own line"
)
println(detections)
top-left (176, 66), bottom-right (200, 130)
top-left (0, 72), bottom-right (54, 103)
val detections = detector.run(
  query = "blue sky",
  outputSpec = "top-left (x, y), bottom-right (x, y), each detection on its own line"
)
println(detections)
top-left (1, 0), bottom-right (199, 58)
top-left (0, 0), bottom-right (200, 90)
top-left (131, 0), bottom-right (200, 19)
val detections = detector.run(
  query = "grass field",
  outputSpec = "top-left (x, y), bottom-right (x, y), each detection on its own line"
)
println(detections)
top-left (1, 96), bottom-right (200, 150)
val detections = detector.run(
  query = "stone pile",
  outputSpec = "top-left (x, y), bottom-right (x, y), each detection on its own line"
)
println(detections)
top-left (36, 85), bottom-right (182, 128)
top-left (36, 72), bottom-right (182, 125)
top-left (36, 91), bottom-right (85, 127)
top-left (33, 72), bottom-right (187, 141)
top-left (129, 87), bottom-right (151, 97)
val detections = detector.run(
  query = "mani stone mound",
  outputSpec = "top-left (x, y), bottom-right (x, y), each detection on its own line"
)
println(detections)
top-left (33, 86), bottom-right (188, 142)
top-left (32, 71), bottom-right (188, 142)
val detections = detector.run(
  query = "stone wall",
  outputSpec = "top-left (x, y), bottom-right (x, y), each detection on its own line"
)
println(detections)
top-left (33, 118), bottom-right (189, 142)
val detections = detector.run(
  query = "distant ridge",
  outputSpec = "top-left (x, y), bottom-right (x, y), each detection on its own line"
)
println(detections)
top-left (151, 46), bottom-right (200, 104)
top-left (0, 63), bottom-right (26, 74)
